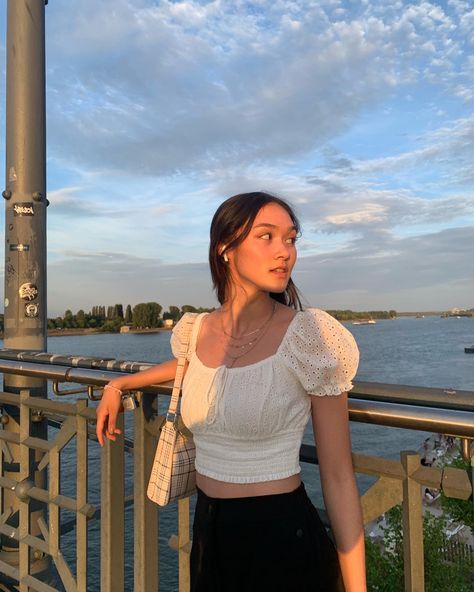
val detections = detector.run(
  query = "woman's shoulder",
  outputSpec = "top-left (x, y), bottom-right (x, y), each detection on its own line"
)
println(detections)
top-left (170, 312), bottom-right (207, 359)
top-left (288, 307), bottom-right (345, 332)
top-left (172, 312), bottom-right (203, 335)
top-left (177, 311), bottom-right (203, 321)
top-left (280, 307), bottom-right (359, 395)
top-left (300, 306), bottom-right (337, 321)
top-left (283, 307), bottom-right (358, 353)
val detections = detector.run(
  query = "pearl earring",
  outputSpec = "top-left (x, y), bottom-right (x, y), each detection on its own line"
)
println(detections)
top-left (223, 253), bottom-right (229, 262)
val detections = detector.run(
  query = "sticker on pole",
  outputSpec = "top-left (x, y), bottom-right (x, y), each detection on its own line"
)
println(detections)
top-left (8, 167), bottom-right (17, 182)
top-left (13, 203), bottom-right (35, 216)
top-left (25, 303), bottom-right (39, 318)
top-left (10, 244), bottom-right (30, 252)
top-left (19, 283), bottom-right (38, 301)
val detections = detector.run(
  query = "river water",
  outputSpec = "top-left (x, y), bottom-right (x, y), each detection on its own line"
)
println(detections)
top-left (12, 315), bottom-right (474, 590)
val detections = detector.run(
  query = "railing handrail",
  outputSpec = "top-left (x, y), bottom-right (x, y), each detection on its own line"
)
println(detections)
top-left (0, 354), bottom-right (473, 438)
top-left (0, 348), bottom-right (473, 406)
top-left (352, 380), bottom-right (474, 411)
top-left (0, 349), bottom-right (155, 374)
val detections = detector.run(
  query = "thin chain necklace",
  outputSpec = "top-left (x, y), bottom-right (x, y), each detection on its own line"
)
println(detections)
top-left (220, 301), bottom-right (276, 345)
top-left (221, 301), bottom-right (276, 343)
top-left (221, 302), bottom-right (276, 367)
top-left (222, 323), bottom-right (262, 339)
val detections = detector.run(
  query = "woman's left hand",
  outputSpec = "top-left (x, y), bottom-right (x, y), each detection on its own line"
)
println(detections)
top-left (96, 383), bottom-right (124, 446)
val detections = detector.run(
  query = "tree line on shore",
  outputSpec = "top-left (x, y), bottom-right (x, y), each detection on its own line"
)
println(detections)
top-left (327, 309), bottom-right (397, 321)
top-left (44, 304), bottom-right (400, 333)
top-left (46, 303), bottom-right (215, 333)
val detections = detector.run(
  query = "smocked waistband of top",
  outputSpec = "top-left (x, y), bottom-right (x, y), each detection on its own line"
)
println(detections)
top-left (194, 430), bottom-right (303, 484)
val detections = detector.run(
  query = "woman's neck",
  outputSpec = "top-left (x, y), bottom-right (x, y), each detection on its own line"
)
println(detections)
top-left (220, 294), bottom-right (275, 336)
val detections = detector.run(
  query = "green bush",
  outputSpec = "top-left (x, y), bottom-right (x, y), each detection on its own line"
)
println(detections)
top-left (366, 505), bottom-right (473, 592)
top-left (440, 456), bottom-right (473, 531)
top-left (366, 506), bottom-right (404, 592)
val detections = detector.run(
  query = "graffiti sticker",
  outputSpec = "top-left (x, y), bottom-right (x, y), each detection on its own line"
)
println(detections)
top-left (25, 303), bottom-right (39, 318)
top-left (19, 282), bottom-right (38, 301)
top-left (13, 203), bottom-right (34, 216)
top-left (10, 244), bottom-right (30, 252)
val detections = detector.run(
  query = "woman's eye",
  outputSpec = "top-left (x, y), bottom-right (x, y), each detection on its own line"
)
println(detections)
top-left (287, 236), bottom-right (297, 244)
top-left (260, 233), bottom-right (271, 240)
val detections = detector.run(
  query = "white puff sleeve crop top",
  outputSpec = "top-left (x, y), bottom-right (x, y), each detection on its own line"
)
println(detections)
top-left (170, 308), bottom-right (359, 484)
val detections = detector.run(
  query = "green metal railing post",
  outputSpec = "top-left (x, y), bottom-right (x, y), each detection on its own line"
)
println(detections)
top-left (177, 497), bottom-right (191, 592)
top-left (134, 393), bottom-right (158, 591)
top-left (401, 451), bottom-right (425, 592)
top-left (76, 399), bottom-right (89, 592)
top-left (18, 391), bottom-right (31, 591)
top-left (100, 414), bottom-right (124, 591)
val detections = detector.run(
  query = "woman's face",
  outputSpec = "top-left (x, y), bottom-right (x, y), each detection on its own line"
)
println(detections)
top-left (226, 203), bottom-right (298, 298)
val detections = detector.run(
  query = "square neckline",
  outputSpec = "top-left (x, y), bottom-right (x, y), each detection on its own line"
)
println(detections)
top-left (191, 310), bottom-right (302, 371)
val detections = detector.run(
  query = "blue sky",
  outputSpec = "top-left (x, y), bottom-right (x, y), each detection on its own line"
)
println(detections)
top-left (1, 0), bottom-right (473, 315)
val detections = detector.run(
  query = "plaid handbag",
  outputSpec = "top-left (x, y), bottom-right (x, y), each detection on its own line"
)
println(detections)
top-left (147, 315), bottom-right (197, 506)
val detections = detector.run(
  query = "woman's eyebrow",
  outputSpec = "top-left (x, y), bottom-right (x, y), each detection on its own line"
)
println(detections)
top-left (253, 223), bottom-right (297, 231)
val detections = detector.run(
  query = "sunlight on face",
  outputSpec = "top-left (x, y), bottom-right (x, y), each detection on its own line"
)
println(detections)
top-left (228, 203), bottom-right (298, 297)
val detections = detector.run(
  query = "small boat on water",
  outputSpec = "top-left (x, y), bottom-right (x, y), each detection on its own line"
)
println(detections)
top-left (352, 319), bottom-right (376, 325)
top-left (464, 346), bottom-right (474, 354)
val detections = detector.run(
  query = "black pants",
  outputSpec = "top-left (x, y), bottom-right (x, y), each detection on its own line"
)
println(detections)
top-left (190, 483), bottom-right (344, 592)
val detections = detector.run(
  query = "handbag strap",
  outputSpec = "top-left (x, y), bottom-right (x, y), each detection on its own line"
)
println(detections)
top-left (166, 314), bottom-right (197, 422)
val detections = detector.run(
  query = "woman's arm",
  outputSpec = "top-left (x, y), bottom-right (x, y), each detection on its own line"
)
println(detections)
top-left (311, 393), bottom-right (367, 592)
top-left (96, 358), bottom-right (178, 446)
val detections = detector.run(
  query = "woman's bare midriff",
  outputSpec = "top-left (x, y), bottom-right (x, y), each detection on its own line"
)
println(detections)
top-left (196, 472), bottom-right (301, 498)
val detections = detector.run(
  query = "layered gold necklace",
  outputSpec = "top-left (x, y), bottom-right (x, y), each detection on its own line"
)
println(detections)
top-left (220, 301), bottom-right (276, 367)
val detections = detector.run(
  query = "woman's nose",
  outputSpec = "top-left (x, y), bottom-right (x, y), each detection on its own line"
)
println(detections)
top-left (274, 240), bottom-right (291, 259)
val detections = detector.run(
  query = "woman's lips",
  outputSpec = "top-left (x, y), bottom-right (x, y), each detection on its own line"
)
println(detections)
top-left (270, 267), bottom-right (288, 277)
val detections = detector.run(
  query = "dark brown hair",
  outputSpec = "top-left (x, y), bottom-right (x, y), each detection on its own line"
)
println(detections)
top-left (209, 192), bottom-right (303, 309)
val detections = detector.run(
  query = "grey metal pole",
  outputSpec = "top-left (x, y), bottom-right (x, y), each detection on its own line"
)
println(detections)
top-left (1, 0), bottom-right (49, 580)
top-left (4, 0), bottom-right (47, 343)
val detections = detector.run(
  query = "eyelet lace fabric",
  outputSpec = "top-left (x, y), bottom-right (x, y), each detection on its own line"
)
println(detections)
top-left (170, 308), bottom-right (359, 483)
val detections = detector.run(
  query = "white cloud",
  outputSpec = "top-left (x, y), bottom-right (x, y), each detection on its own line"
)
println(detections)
top-left (38, 0), bottom-right (471, 176)
top-left (338, 116), bottom-right (474, 188)
top-left (325, 203), bottom-right (387, 226)
top-left (294, 225), bottom-right (474, 310)
top-left (48, 187), bottom-right (131, 218)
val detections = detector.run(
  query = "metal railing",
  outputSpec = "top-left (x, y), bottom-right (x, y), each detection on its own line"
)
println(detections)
top-left (0, 352), bottom-right (472, 591)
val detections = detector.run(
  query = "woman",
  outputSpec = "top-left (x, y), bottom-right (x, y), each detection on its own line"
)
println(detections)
top-left (96, 192), bottom-right (367, 592)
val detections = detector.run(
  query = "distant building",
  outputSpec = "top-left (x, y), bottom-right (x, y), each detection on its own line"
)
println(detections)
top-left (120, 325), bottom-right (132, 333)
top-left (449, 308), bottom-right (471, 317)
top-left (163, 319), bottom-right (174, 329)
